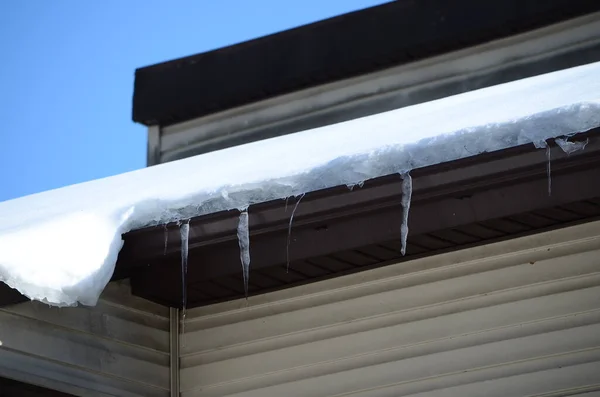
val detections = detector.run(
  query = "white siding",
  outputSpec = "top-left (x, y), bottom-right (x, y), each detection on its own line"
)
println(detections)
top-left (180, 221), bottom-right (600, 397)
top-left (0, 280), bottom-right (170, 397)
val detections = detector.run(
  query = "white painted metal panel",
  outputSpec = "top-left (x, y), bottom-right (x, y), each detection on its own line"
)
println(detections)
top-left (0, 280), bottom-right (170, 397)
top-left (180, 221), bottom-right (600, 397)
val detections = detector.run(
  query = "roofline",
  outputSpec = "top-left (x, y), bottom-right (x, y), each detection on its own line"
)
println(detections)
top-left (135, 2), bottom-right (387, 73)
top-left (119, 130), bottom-right (600, 308)
top-left (132, 0), bottom-right (600, 127)
top-left (2, 131), bottom-right (599, 308)
top-left (156, 12), bottom-right (600, 163)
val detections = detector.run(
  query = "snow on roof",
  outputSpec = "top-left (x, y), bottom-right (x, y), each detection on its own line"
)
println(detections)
top-left (1, 62), bottom-right (600, 307)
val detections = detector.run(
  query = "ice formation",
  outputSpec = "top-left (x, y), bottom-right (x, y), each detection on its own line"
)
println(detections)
top-left (546, 145), bottom-right (552, 197)
top-left (346, 181), bottom-right (365, 191)
top-left (536, 140), bottom-right (554, 196)
top-left (556, 137), bottom-right (590, 155)
top-left (237, 209), bottom-right (251, 297)
top-left (286, 194), bottom-right (305, 272)
top-left (1, 62), bottom-right (600, 306)
top-left (180, 220), bottom-right (189, 332)
top-left (163, 224), bottom-right (169, 255)
top-left (400, 173), bottom-right (412, 256)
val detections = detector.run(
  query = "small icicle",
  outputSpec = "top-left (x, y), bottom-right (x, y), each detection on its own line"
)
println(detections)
top-left (237, 209), bottom-right (251, 298)
top-left (555, 137), bottom-right (589, 155)
top-left (400, 172), bottom-right (412, 256)
top-left (179, 220), bottom-right (190, 342)
top-left (346, 181), bottom-right (365, 191)
top-left (546, 145), bottom-right (552, 196)
top-left (163, 224), bottom-right (169, 255)
top-left (287, 193), bottom-right (305, 272)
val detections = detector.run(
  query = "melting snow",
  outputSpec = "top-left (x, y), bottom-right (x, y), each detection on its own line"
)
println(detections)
top-left (1, 62), bottom-right (600, 306)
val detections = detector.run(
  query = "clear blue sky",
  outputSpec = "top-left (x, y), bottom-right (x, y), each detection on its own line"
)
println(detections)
top-left (0, 0), bottom-right (387, 202)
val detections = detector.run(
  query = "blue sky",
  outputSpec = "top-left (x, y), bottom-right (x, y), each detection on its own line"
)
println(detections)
top-left (0, 0), bottom-right (387, 202)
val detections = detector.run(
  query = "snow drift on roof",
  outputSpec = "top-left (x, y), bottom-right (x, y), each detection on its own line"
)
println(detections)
top-left (1, 62), bottom-right (600, 307)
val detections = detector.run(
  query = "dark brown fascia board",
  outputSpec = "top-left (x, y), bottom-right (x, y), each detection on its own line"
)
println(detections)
top-left (1, 132), bottom-right (597, 308)
top-left (117, 131), bottom-right (600, 280)
top-left (127, 133), bottom-right (600, 308)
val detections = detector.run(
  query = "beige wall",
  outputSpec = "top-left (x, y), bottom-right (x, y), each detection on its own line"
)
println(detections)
top-left (2, 224), bottom-right (600, 396)
top-left (0, 280), bottom-right (171, 397)
top-left (179, 221), bottom-right (600, 397)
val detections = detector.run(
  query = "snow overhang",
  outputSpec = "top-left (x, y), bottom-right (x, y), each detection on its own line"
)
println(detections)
top-left (1, 62), bottom-right (600, 307)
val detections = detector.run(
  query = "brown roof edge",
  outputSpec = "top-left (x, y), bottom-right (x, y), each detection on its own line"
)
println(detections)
top-left (119, 130), bottom-right (600, 308)
top-left (132, 0), bottom-right (600, 126)
top-left (1, 131), bottom-right (598, 308)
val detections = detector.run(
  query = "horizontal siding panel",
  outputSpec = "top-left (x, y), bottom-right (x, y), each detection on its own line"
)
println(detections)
top-left (0, 350), bottom-right (167, 397)
top-left (0, 313), bottom-right (169, 384)
top-left (182, 289), bottom-right (600, 386)
top-left (0, 280), bottom-right (170, 397)
top-left (223, 322), bottom-right (600, 395)
top-left (183, 220), bottom-right (600, 328)
top-left (181, 250), bottom-right (600, 358)
top-left (2, 300), bottom-right (169, 353)
top-left (180, 221), bottom-right (600, 397)
top-left (344, 358), bottom-right (600, 397)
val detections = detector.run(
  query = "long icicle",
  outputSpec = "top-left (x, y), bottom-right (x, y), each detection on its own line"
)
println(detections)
top-left (287, 193), bottom-right (305, 272)
top-left (400, 172), bottom-right (412, 256)
top-left (179, 220), bottom-right (190, 343)
top-left (546, 144), bottom-right (552, 196)
top-left (163, 224), bottom-right (169, 255)
top-left (237, 209), bottom-right (251, 298)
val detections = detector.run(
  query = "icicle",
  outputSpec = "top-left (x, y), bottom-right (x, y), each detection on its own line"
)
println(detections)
top-left (346, 181), bottom-right (365, 191)
top-left (237, 209), bottom-right (251, 298)
top-left (555, 137), bottom-right (589, 155)
top-left (400, 172), bottom-right (412, 256)
top-left (287, 193), bottom-right (305, 272)
top-left (179, 220), bottom-right (190, 341)
top-left (163, 224), bottom-right (169, 255)
top-left (546, 145), bottom-right (552, 196)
